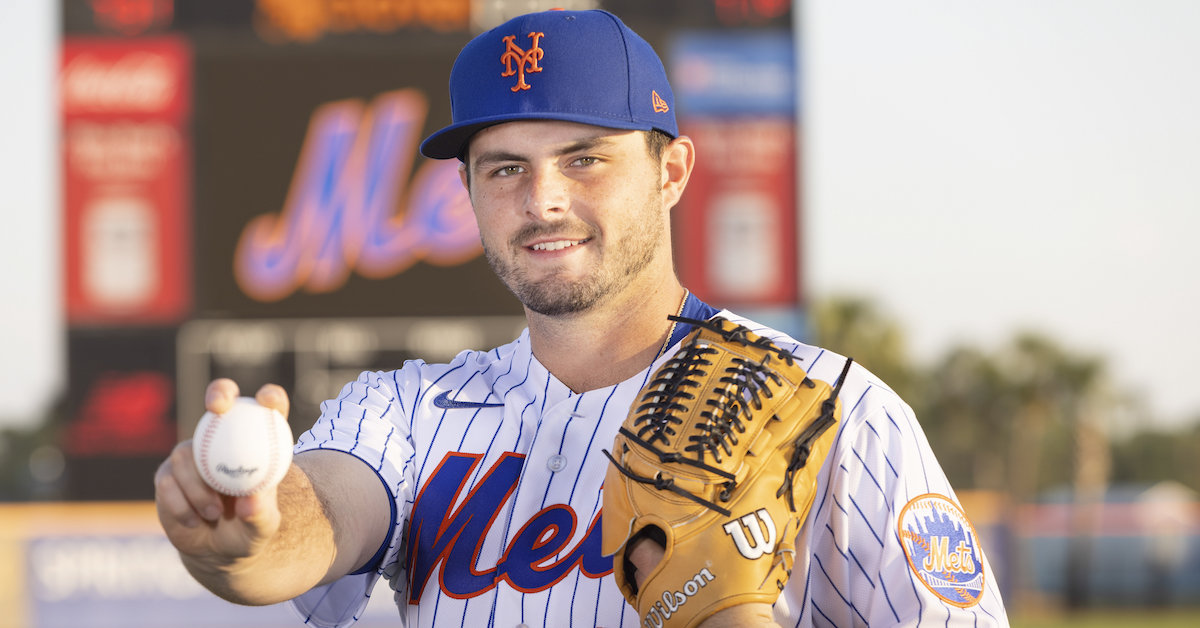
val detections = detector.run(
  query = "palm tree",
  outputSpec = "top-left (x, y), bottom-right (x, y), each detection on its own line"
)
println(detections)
top-left (809, 295), bottom-right (917, 401)
top-left (1001, 333), bottom-right (1109, 610)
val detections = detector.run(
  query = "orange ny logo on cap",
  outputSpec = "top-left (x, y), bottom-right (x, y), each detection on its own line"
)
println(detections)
top-left (500, 32), bottom-right (545, 92)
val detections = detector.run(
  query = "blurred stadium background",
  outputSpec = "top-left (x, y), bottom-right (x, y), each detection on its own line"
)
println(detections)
top-left (1, 1), bottom-right (1198, 626)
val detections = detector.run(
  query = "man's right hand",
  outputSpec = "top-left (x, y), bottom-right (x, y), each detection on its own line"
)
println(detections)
top-left (154, 378), bottom-right (391, 606)
top-left (153, 379), bottom-right (295, 597)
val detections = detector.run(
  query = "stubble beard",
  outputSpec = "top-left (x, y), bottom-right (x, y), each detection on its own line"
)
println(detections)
top-left (484, 199), bottom-right (665, 317)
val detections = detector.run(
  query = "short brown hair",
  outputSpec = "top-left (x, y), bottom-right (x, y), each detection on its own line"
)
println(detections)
top-left (645, 129), bottom-right (673, 162)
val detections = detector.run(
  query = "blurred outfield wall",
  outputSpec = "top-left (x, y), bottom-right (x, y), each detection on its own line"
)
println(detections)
top-left (3, 493), bottom-right (1198, 626)
top-left (0, 502), bottom-right (402, 628)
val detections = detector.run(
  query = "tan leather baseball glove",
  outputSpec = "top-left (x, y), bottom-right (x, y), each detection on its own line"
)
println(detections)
top-left (603, 316), bottom-right (852, 628)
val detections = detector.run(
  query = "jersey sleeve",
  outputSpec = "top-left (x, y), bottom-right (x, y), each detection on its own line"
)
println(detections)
top-left (781, 361), bottom-right (1010, 626)
top-left (287, 367), bottom-right (421, 628)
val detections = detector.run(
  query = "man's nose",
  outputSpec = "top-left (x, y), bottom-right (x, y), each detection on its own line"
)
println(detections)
top-left (524, 167), bottom-right (569, 219)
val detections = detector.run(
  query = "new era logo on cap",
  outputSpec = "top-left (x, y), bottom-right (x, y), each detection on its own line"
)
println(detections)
top-left (652, 90), bottom-right (670, 113)
top-left (420, 9), bottom-right (678, 160)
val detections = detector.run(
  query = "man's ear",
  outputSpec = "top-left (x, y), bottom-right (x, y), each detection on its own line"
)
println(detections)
top-left (661, 136), bottom-right (695, 211)
top-left (458, 161), bottom-right (470, 192)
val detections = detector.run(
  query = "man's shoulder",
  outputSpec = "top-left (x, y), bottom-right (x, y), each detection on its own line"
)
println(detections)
top-left (391, 328), bottom-right (530, 385)
top-left (714, 310), bottom-right (826, 371)
top-left (718, 310), bottom-right (902, 407)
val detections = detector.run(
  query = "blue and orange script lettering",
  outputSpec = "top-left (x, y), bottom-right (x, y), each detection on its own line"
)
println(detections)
top-left (407, 452), bottom-right (613, 602)
top-left (235, 89), bottom-right (480, 302)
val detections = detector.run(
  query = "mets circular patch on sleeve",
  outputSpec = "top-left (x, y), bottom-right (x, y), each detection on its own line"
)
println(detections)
top-left (897, 493), bottom-right (986, 607)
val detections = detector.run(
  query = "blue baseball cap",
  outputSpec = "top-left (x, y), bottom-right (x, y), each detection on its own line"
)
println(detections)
top-left (420, 9), bottom-right (678, 160)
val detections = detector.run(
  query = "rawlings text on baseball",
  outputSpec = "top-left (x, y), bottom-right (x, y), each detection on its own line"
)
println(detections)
top-left (192, 397), bottom-right (294, 496)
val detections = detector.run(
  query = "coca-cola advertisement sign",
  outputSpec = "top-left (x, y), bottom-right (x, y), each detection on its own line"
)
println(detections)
top-left (62, 36), bottom-right (192, 325)
top-left (62, 37), bottom-right (188, 120)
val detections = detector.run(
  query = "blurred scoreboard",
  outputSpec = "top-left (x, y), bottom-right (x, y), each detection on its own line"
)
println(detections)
top-left (175, 315), bottom-right (527, 438)
top-left (57, 0), bottom-right (800, 500)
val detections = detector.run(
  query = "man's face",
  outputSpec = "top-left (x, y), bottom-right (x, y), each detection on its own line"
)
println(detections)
top-left (462, 120), bottom-right (670, 317)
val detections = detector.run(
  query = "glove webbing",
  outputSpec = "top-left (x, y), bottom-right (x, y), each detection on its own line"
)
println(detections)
top-left (777, 356), bottom-right (854, 511)
top-left (669, 315), bottom-right (800, 367)
top-left (603, 320), bottom-right (854, 518)
top-left (618, 331), bottom-right (788, 482)
top-left (695, 354), bottom-right (783, 461)
top-left (632, 340), bottom-right (717, 448)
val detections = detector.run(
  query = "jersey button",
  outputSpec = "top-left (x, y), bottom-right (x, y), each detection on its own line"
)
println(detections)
top-left (546, 454), bottom-right (568, 472)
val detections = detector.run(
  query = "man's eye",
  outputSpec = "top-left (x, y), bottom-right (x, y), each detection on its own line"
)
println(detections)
top-left (494, 165), bottom-right (524, 177)
top-left (573, 156), bottom-right (598, 167)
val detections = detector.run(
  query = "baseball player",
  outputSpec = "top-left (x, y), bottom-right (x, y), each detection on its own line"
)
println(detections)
top-left (155, 9), bottom-right (1009, 627)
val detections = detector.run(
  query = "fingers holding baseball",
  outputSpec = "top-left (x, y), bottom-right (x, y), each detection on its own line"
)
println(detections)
top-left (156, 468), bottom-right (280, 561)
top-left (155, 440), bottom-right (225, 551)
top-left (205, 378), bottom-right (241, 415)
top-left (158, 378), bottom-right (293, 555)
top-left (253, 383), bottom-right (290, 422)
top-left (154, 439), bottom-right (285, 562)
top-left (206, 377), bottom-right (289, 421)
top-left (228, 384), bottom-right (291, 538)
top-left (224, 480), bottom-right (283, 555)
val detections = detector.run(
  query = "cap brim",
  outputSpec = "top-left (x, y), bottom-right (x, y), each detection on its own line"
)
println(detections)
top-left (420, 113), bottom-right (672, 161)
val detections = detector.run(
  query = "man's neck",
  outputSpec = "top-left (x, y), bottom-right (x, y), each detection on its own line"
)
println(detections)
top-left (526, 282), bottom-right (687, 393)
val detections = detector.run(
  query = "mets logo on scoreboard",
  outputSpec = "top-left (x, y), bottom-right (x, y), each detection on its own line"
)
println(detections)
top-left (897, 494), bottom-right (986, 607)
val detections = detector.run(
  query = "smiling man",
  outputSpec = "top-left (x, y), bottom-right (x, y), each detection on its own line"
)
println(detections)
top-left (155, 9), bottom-right (1008, 628)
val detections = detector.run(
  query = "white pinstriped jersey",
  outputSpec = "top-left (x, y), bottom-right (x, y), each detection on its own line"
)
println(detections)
top-left (288, 306), bottom-right (1008, 627)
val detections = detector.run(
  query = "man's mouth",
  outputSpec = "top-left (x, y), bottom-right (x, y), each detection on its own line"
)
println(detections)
top-left (529, 238), bottom-right (590, 252)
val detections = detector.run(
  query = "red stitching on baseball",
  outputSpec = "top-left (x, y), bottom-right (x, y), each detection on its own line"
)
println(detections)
top-left (261, 409), bottom-right (279, 494)
top-left (199, 415), bottom-right (217, 491)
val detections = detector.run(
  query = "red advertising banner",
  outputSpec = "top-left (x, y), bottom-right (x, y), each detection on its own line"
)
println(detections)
top-left (62, 36), bottom-right (191, 325)
top-left (669, 31), bottom-right (800, 310)
top-left (62, 326), bottom-right (179, 500)
top-left (674, 117), bottom-right (799, 306)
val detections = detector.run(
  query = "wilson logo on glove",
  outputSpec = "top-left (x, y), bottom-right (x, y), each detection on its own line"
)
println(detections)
top-left (723, 509), bottom-right (778, 560)
top-left (645, 568), bottom-right (717, 627)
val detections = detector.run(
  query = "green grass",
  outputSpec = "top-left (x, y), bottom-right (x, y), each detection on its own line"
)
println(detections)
top-left (1012, 609), bottom-right (1200, 628)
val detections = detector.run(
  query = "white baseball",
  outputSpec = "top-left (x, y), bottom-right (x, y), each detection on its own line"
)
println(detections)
top-left (192, 397), bottom-right (294, 496)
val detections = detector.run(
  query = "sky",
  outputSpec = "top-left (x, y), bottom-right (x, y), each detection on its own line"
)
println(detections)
top-left (1, 1), bottom-right (1198, 430)
top-left (801, 0), bottom-right (1200, 429)
top-left (1, 1), bottom-right (60, 428)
